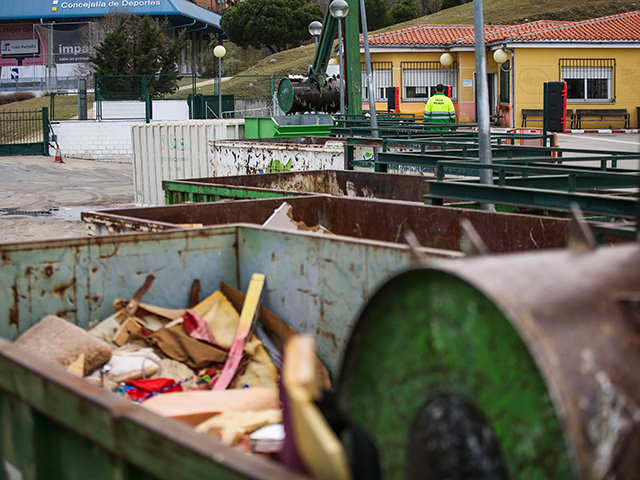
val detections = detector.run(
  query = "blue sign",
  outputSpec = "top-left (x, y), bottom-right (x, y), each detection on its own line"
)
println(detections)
top-left (10, 68), bottom-right (18, 80)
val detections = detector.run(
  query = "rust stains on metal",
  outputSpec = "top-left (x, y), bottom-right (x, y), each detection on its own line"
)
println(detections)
top-left (9, 284), bottom-right (18, 328)
top-left (316, 327), bottom-right (339, 349)
top-left (437, 244), bottom-right (640, 479)
top-left (53, 278), bottom-right (76, 299)
top-left (55, 310), bottom-right (74, 319)
top-left (587, 370), bottom-right (640, 479)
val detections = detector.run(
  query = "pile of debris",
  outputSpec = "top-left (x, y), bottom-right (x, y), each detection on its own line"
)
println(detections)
top-left (10, 272), bottom-right (354, 479)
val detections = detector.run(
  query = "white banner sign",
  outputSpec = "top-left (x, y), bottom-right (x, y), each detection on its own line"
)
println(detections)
top-left (1, 39), bottom-right (39, 56)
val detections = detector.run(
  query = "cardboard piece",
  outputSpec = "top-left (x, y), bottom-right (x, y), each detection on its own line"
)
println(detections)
top-left (14, 315), bottom-right (112, 376)
top-left (195, 409), bottom-right (282, 445)
top-left (142, 387), bottom-right (280, 426)
top-left (221, 282), bottom-right (332, 390)
top-left (66, 353), bottom-right (85, 378)
top-left (262, 202), bottom-right (333, 236)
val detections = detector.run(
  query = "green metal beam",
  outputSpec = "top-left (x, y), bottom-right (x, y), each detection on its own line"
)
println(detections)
top-left (489, 174), bottom-right (638, 191)
top-left (425, 181), bottom-right (638, 219)
top-left (344, 0), bottom-right (362, 115)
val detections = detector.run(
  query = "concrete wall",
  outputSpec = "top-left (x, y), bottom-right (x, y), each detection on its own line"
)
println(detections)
top-left (50, 101), bottom-right (195, 163)
top-left (50, 120), bottom-right (139, 163)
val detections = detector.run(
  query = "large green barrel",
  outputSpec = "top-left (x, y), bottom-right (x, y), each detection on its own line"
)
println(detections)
top-left (338, 243), bottom-right (640, 479)
top-left (277, 77), bottom-right (340, 114)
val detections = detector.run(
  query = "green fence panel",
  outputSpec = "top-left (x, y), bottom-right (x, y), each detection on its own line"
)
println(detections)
top-left (0, 108), bottom-right (48, 156)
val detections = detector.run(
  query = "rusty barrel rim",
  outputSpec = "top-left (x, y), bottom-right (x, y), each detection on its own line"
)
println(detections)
top-left (337, 267), bottom-right (573, 479)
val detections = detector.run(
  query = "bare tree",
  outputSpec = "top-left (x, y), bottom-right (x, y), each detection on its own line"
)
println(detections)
top-left (71, 10), bottom-right (126, 86)
top-left (419, 0), bottom-right (441, 16)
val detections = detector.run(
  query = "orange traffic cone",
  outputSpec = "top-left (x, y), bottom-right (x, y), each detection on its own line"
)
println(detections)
top-left (53, 147), bottom-right (64, 164)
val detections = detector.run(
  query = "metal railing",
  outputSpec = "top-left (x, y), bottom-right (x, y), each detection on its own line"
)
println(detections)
top-left (0, 76), bottom-right (80, 93)
top-left (49, 92), bottom-right (96, 121)
top-left (0, 109), bottom-right (44, 143)
top-left (0, 108), bottom-right (49, 156)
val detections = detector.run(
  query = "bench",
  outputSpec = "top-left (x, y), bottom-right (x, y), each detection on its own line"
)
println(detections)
top-left (522, 109), bottom-right (575, 128)
top-left (575, 109), bottom-right (630, 129)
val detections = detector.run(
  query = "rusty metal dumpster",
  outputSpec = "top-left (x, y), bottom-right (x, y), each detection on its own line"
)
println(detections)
top-left (0, 224), bottom-right (452, 480)
top-left (162, 170), bottom-right (431, 205)
top-left (82, 194), bottom-right (591, 254)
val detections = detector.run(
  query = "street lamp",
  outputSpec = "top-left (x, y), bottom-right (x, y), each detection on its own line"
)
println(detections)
top-left (440, 52), bottom-right (453, 67)
top-left (329, 0), bottom-right (349, 115)
top-left (213, 44), bottom-right (226, 119)
top-left (493, 48), bottom-right (512, 72)
top-left (308, 20), bottom-right (322, 52)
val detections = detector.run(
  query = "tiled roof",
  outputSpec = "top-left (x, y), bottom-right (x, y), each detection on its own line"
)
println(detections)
top-left (366, 10), bottom-right (640, 47)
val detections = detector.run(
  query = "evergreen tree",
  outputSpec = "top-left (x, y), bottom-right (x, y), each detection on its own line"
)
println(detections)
top-left (364, 0), bottom-right (390, 31)
top-left (389, 0), bottom-right (418, 24)
top-left (220, 0), bottom-right (323, 55)
top-left (90, 15), bottom-right (186, 98)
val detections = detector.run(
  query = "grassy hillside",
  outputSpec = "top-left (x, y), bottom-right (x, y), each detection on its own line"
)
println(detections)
top-left (207, 0), bottom-right (639, 98)
top-left (393, 0), bottom-right (639, 29)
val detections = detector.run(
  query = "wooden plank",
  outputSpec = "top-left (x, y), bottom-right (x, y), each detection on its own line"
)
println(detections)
top-left (213, 273), bottom-right (265, 391)
top-left (141, 388), bottom-right (280, 426)
top-left (221, 282), bottom-right (332, 390)
top-left (576, 109), bottom-right (628, 116)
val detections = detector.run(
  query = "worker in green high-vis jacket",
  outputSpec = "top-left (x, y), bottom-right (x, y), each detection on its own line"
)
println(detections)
top-left (424, 84), bottom-right (457, 129)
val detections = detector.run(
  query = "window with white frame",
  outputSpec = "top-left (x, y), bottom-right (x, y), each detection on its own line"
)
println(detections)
top-left (400, 61), bottom-right (458, 102)
top-left (560, 59), bottom-right (615, 102)
top-left (360, 62), bottom-right (393, 102)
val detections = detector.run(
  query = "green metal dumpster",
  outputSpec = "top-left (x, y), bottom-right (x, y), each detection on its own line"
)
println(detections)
top-left (162, 170), bottom-right (432, 205)
top-left (244, 115), bottom-right (334, 139)
top-left (0, 224), bottom-right (443, 480)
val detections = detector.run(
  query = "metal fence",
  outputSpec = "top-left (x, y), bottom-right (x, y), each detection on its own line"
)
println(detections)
top-left (0, 108), bottom-right (49, 156)
top-left (0, 76), bottom-right (80, 93)
top-left (93, 73), bottom-right (288, 121)
top-left (49, 92), bottom-right (95, 121)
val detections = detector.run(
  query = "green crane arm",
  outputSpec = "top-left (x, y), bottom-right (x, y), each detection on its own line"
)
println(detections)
top-left (308, 8), bottom-right (339, 87)
top-left (308, 0), bottom-right (362, 115)
top-left (277, 0), bottom-right (362, 115)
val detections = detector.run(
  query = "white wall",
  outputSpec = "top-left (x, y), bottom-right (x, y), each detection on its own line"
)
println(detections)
top-left (50, 100), bottom-right (193, 163)
top-left (98, 100), bottom-right (190, 121)
top-left (50, 120), bottom-right (137, 162)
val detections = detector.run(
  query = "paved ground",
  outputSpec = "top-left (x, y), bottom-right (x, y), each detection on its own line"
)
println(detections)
top-left (0, 155), bottom-right (134, 244)
top-left (556, 132), bottom-right (640, 154)
top-left (0, 132), bottom-right (638, 245)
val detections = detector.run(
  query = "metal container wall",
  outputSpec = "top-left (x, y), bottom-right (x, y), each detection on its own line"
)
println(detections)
top-left (0, 225), bottom-right (445, 480)
top-left (209, 139), bottom-right (345, 177)
top-left (0, 339), bottom-right (308, 480)
top-left (163, 170), bottom-right (431, 205)
top-left (338, 243), bottom-right (640, 479)
top-left (82, 194), bottom-right (577, 254)
top-left (131, 120), bottom-right (246, 206)
top-left (0, 225), bottom-right (449, 393)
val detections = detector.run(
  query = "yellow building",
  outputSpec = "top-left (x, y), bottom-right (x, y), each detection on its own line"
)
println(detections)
top-left (360, 11), bottom-right (640, 130)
